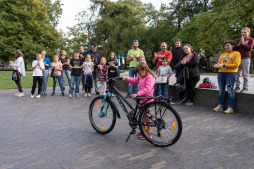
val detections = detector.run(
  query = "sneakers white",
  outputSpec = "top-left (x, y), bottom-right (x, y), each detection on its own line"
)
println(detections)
top-left (241, 89), bottom-right (249, 93)
top-left (15, 92), bottom-right (20, 96)
top-left (17, 93), bottom-right (24, 97)
top-left (213, 106), bottom-right (223, 112)
top-left (84, 93), bottom-right (88, 98)
top-left (75, 93), bottom-right (80, 98)
top-left (224, 108), bottom-right (234, 114)
top-left (88, 93), bottom-right (91, 97)
top-left (235, 87), bottom-right (240, 93)
top-left (36, 94), bottom-right (40, 98)
top-left (31, 94), bottom-right (34, 98)
top-left (69, 94), bottom-right (72, 98)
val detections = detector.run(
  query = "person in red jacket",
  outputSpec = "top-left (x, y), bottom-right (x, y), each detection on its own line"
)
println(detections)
top-left (235, 27), bottom-right (254, 93)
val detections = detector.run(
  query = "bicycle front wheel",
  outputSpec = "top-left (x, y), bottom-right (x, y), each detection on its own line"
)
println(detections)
top-left (139, 102), bottom-right (182, 147)
top-left (89, 96), bottom-right (116, 134)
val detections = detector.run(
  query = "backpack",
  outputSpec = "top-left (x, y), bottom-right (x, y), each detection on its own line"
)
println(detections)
top-left (51, 67), bottom-right (56, 78)
top-left (12, 69), bottom-right (21, 81)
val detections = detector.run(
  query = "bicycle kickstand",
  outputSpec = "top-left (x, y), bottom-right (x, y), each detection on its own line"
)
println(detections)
top-left (125, 128), bottom-right (137, 143)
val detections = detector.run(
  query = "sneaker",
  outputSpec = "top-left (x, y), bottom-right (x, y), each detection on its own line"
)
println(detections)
top-left (44, 93), bottom-right (47, 96)
top-left (69, 94), bottom-right (72, 98)
top-left (36, 94), bottom-right (40, 98)
top-left (185, 100), bottom-right (193, 106)
top-left (148, 134), bottom-right (152, 138)
top-left (100, 92), bottom-right (103, 96)
top-left (175, 98), bottom-right (185, 104)
top-left (15, 92), bottom-right (20, 96)
top-left (41, 92), bottom-right (44, 96)
top-left (75, 93), bottom-right (80, 98)
top-left (174, 82), bottom-right (180, 86)
top-left (235, 87), bottom-right (240, 93)
top-left (241, 88), bottom-right (249, 93)
top-left (213, 106), bottom-right (223, 112)
top-left (61, 92), bottom-right (64, 96)
top-left (84, 93), bottom-right (88, 98)
top-left (96, 91), bottom-right (100, 95)
top-left (51, 92), bottom-right (55, 96)
top-left (224, 108), bottom-right (234, 114)
top-left (31, 94), bottom-right (35, 98)
top-left (63, 87), bottom-right (65, 91)
top-left (126, 93), bottom-right (131, 98)
top-left (102, 92), bottom-right (106, 96)
top-left (88, 93), bottom-right (91, 97)
top-left (137, 132), bottom-right (145, 140)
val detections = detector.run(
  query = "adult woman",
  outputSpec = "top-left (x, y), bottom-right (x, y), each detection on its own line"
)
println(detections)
top-left (213, 40), bottom-right (241, 114)
top-left (174, 44), bottom-right (200, 106)
top-left (9, 50), bottom-right (26, 97)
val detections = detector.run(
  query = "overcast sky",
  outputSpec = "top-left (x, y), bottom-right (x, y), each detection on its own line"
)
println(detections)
top-left (57, 0), bottom-right (170, 33)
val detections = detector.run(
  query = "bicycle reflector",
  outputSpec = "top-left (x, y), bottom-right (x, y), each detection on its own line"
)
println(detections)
top-left (97, 101), bottom-right (102, 104)
top-left (173, 120), bottom-right (176, 130)
top-left (99, 126), bottom-right (105, 130)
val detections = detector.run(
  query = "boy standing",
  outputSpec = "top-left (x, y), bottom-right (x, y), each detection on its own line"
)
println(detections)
top-left (157, 57), bottom-right (173, 97)
top-left (69, 50), bottom-right (83, 98)
top-left (235, 27), bottom-right (254, 93)
top-left (31, 53), bottom-right (45, 98)
top-left (172, 39), bottom-right (184, 86)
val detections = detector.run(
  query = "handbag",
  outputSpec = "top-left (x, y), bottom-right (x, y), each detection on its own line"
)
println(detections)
top-left (176, 67), bottom-right (186, 92)
top-left (50, 67), bottom-right (56, 78)
top-left (12, 69), bottom-right (20, 81)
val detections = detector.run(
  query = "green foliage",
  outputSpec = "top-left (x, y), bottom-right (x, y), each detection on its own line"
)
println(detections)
top-left (0, 0), bottom-right (63, 62)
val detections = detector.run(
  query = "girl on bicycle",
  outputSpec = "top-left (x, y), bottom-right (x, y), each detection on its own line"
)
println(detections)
top-left (122, 62), bottom-right (155, 139)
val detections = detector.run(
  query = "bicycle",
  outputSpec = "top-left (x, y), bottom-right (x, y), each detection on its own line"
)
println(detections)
top-left (89, 77), bottom-right (182, 147)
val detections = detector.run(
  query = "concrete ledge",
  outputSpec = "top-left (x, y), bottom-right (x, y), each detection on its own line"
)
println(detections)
top-left (115, 80), bottom-right (254, 116)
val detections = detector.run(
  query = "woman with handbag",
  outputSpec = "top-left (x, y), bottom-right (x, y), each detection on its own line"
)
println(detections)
top-left (9, 50), bottom-right (26, 97)
top-left (174, 44), bottom-right (200, 106)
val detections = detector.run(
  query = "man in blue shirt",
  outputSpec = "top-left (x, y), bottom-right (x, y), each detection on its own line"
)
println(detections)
top-left (41, 50), bottom-right (51, 96)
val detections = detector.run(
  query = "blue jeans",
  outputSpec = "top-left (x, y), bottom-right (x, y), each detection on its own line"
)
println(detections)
top-left (69, 75), bottom-right (80, 94)
top-left (159, 83), bottom-right (168, 97)
top-left (217, 72), bottom-right (237, 108)
top-left (154, 83), bottom-right (159, 96)
top-left (53, 76), bottom-right (63, 92)
top-left (128, 67), bottom-right (138, 94)
top-left (42, 70), bottom-right (49, 93)
top-left (61, 70), bottom-right (71, 89)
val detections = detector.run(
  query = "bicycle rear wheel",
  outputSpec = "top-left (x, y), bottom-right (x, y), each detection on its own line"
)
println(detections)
top-left (139, 102), bottom-right (182, 147)
top-left (89, 96), bottom-right (116, 134)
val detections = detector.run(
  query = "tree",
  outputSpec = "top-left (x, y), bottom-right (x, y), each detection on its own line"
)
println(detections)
top-left (0, 0), bottom-right (62, 63)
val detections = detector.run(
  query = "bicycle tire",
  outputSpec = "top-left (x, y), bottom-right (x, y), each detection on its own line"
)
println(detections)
top-left (138, 101), bottom-right (182, 147)
top-left (89, 96), bottom-right (117, 134)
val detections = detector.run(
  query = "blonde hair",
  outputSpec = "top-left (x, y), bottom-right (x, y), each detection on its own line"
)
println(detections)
top-left (36, 53), bottom-right (41, 58)
top-left (15, 50), bottom-right (23, 58)
top-left (101, 57), bottom-right (106, 63)
top-left (134, 62), bottom-right (154, 77)
top-left (54, 55), bottom-right (59, 59)
top-left (242, 27), bottom-right (251, 32)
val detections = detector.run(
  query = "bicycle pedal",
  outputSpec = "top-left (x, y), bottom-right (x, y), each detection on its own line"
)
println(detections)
top-left (125, 129), bottom-right (136, 143)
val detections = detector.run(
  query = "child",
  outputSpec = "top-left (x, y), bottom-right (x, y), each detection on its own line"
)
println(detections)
top-left (51, 56), bottom-right (64, 96)
top-left (235, 27), bottom-right (254, 93)
top-left (137, 54), bottom-right (146, 64)
top-left (98, 57), bottom-right (107, 95)
top-left (172, 39), bottom-right (184, 86)
top-left (106, 52), bottom-right (119, 78)
top-left (69, 50), bottom-right (83, 98)
top-left (122, 62), bottom-right (155, 139)
top-left (31, 53), bottom-right (45, 98)
top-left (82, 54), bottom-right (94, 97)
top-left (157, 57), bottom-right (173, 97)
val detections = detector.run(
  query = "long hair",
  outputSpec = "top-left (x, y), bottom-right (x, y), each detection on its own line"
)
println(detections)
top-left (134, 62), bottom-right (154, 77)
top-left (109, 51), bottom-right (117, 63)
top-left (60, 50), bottom-right (65, 56)
top-left (15, 50), bottom-right (23, 58)
top-left (182, 43), bottom-right (194, 58)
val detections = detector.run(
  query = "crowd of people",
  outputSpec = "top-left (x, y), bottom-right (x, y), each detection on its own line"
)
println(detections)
top-left (9, 27), bottom-right (253, 115)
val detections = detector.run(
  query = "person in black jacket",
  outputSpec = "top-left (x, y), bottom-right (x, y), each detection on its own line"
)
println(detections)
top-left (86, 42), bottom-right (103, 95)
top-left (174, 44), bottom-right (200, 106)
top-left (172, 39), bottom-right (184, 86)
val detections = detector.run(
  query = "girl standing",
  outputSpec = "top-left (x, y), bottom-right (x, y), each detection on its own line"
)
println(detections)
top-left (82, 54), bottom-right (94, 97)
top-left (59, 50), bottom-right (70, 91)
top-left (51, 56), bottom-right (64, 96)
top-left (9, 50), bottom-right (26, 97)
top-left (98, 57), bottom-right (107, 95)
top-left (106, 52), bottom-right (119, 78)
top-left (122, 62), bottom-right (155, 139)
top-left (213, 40), bottom-right (241, 114)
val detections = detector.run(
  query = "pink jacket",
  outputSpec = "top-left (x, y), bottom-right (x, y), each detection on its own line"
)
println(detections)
top-left (126, 73), bottom-right (155, 97)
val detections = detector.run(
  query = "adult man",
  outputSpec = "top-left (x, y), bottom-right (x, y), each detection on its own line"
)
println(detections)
top-left (86, 42), bottom-right (103, 95)
top-left (153, 42), bottom-right (172, 96)
top-left (126, 40), bottom-right (144, 98)
top-left (79, 45), bottom-right (86, 90)
top-left (172, 39), bottom-right (184, 86)
top-left (41, 50), bottom-right (50, 96)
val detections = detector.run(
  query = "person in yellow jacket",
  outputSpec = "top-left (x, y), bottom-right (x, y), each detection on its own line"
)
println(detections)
top-left (213, 40), bottom-right (241, 114)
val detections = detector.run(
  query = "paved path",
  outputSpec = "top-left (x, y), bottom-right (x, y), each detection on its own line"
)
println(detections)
top-left (0, 88), bottom-right (254, 169)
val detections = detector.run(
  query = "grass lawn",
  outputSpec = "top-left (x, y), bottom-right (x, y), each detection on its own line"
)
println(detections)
top-left (0, 71), bottom-right (69, 90)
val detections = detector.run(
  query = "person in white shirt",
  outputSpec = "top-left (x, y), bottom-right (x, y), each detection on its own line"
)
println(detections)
top-left (9, 50), bottom-right (26, 97)
top-left (31, 53), bottom-right (45, 98)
